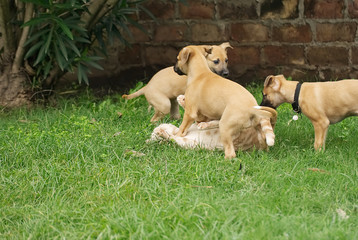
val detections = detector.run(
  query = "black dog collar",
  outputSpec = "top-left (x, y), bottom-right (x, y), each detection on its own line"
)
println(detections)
top-left (292, 82), bottom-right (302, 113)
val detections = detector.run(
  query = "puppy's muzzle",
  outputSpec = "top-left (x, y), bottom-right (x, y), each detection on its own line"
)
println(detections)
top-left (260, 96), bottom-right (276, 109)
top-left (174, 64), bottom-right (185, 76)
top-left (218, 69), bottom-right (229, 77)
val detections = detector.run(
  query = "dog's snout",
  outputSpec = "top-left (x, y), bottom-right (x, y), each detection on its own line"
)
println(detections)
top-left (222, 69), bottom-right (229, 77)
top-left (217, 69), bottom-right (229, 77)
top-left (260, 98), bottom-right (276, 109)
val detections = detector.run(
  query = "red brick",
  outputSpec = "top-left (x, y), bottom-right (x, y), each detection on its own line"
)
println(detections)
top-left (352, 47), bottom-right (358, 65)
top-left (179, 0), bottom-right (215, 19)
top-left (348, 68), bottom-right (358, 79)
top-left (154, 24), bottom-right (187, 42)
top-left (272, 24), bottom-right (312, 43)
top-left (127, 25), bottom-right (151, 43)
top-left (144, 46), bottom-right (179, 66)
top-left (320, 68), bottom-right (352, 80)
top-left (191, 23), bottom-right (227, 43)
top-left (316, 23), bottom-right (357, 42)
top-left (305, 0), bottom-right (343, 19)
top-left (261, 0), bottom-right (299, 19)
top-left (262, 46), bottom-right (305, 66)
top-left (140, 0), bottom-right (175, 20)
top-left (348, 0), bottom-right (358, 18)
top-left (228, 47), bottom-right (260, 65)
top-left (279, 67), bottom-right (318, 81)
top-left (307, 47), bottom-right (348, 66)
top-left (118, 44), bottom-right (142, 65)
top-left (217, 0), bottom-right (257, 19)
top-left (231, 23), bottom-right (269, 43)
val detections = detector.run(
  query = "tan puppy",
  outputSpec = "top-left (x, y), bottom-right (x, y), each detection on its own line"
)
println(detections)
top-left (260, 74), bottom-right (358, 150)
top-left (147, 95), bottom-right (277, 151)
top-left (122, 43), bottom-right (232, 122)
top-left (174, 45), bottom-right (275, 159)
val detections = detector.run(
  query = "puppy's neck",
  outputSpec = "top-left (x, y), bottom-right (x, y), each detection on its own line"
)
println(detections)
top-left (186, 50), bottom-right (211, 84)
top-left (282, 80), bottom-right (300, 103)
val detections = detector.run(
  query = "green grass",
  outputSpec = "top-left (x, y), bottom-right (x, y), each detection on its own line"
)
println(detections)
top-left (0, 84), bottom-right (357, 239)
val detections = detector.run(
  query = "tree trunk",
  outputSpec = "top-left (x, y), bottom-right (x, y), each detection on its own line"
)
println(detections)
top-left (0, 66), bottom-right (31, 108)
top-left (0, 0), bottom-right (30, 107)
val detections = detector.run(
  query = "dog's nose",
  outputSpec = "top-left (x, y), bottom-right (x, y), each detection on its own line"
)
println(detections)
top-left (220, 69), bottom-right (229, 77)
top-left (223, 70), bottom-right (229, 77)
top-left (260, 100), bottom-right (276, 109)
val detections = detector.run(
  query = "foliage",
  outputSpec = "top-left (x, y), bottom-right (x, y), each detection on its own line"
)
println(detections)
top-left (1, 85), bottom-right (357, 239)
top-left (20, 0), bottom-right (149, 87)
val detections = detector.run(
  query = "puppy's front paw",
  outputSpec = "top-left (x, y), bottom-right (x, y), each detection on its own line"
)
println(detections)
top-left (197, 122), bottom-right (209, 130)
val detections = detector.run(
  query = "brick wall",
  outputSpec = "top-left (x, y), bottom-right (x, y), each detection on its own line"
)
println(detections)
top-left (102, 0), bottom-right (358, 87)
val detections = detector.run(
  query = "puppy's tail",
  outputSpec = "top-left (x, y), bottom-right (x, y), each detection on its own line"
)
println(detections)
top-left (253, 106), bottom-right (277, 147)
top-left (122, 86), bottom-right (146, 100)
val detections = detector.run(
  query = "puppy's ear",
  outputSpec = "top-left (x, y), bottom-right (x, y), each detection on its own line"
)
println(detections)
top-left (203, 46), bottom-right (213, 56)
top-left (264, 75), bottom-right (281, 90)
top-left (179, 47), bottom-right (191, 64)
top-left (264, 75), bottom-right (274, 87)
top-left (220, 42), bottom-right (233, 52)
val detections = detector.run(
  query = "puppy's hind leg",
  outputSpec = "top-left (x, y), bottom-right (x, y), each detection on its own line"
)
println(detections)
top-left (148, 94), bottom-right (171, 122)
top-left (219, 119), bottom-right (237, 159)
top-left (312, 119), bottom-right (330, 151)
top-left (151, 110), bottom-right (166, 122)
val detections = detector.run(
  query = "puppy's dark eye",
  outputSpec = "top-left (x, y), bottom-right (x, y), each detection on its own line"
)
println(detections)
top-left (225, 58), bottom-right (228, 63)
top-left (213, 59), bottom-right (220, 64)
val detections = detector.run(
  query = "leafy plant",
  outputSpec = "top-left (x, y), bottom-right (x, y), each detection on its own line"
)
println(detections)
top-left (21, 0), bottom-right (151, 87)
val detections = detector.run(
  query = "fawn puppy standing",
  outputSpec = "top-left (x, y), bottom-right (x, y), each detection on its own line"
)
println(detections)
top-left (261, 75), bottom-right (358, 150)
top-left (122, 43), bottom-right (232, 122)
top-left (174, 45), bottom-right (275, 159)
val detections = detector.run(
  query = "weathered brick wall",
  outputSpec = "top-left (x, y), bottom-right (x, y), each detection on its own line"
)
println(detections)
top-left (102, 0), bottom-right (358, 87)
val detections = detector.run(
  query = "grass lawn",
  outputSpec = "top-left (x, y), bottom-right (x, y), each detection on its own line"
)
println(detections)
top-left (0, 84), bottom-right (357, 239)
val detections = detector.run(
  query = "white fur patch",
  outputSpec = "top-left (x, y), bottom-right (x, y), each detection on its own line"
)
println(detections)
top-left (265, 133), bottom-right (275, 146)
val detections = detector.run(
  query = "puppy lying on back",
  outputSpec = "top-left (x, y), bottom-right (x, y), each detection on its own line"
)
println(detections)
top-left (122, 43), bottom-right (232, 122)
top-left (147, 95), bottom-right (277, 151)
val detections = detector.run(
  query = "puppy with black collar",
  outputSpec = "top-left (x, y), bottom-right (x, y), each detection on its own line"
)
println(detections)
top-left (260, 74), bottom-right (358, 150)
